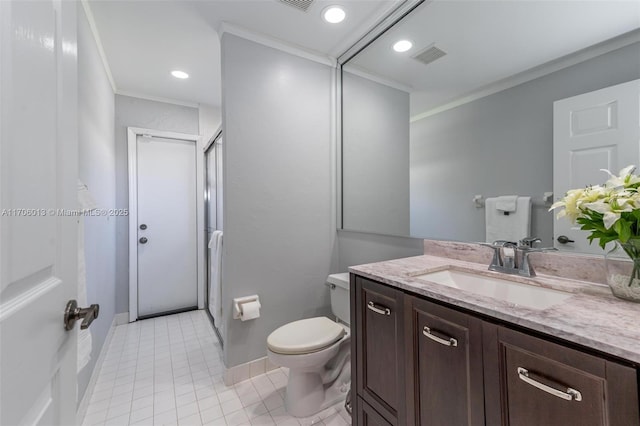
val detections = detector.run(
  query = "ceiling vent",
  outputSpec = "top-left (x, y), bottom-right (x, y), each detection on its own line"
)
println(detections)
top-left (412, 45), bottom-right (447, 66)
top-left (279, 0), bottom-right (314, 12)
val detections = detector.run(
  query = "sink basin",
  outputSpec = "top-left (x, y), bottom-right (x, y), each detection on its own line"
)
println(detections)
top-left (412, 269), bottom-right (571, 310)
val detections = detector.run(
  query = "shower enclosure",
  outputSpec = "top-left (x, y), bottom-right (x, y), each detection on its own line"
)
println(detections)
top-left (205, 130), bottom-right (224, 345)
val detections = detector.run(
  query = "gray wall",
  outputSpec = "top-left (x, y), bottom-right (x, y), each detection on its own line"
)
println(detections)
top-left (337, 230), bottom-right (423, 272)
top-left (342, 71), bottom-right (410, 236)
top-left (77, 7), bottom-right (116, 401)
top-left (199, 103), bottom-right (222, 144)
top-left (221, 34), bottom-right (335, 367)
top-left (114, 95), bottom-right (199, 314)
top-left (411, 42), bottom-right (640, 246)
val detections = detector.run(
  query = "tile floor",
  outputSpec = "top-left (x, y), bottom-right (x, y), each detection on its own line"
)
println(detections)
top-left (81, 311), bottom-right (351, 426)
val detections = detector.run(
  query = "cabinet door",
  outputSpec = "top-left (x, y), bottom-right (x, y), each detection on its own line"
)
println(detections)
top-left (406, 296), bottom-right (485, 426)
top-left (484, 324), bottom-right (640, 426)
top-left (356, 397), bottom-right (393, 426)
top-left (354, 276), bottom-right (406, 424)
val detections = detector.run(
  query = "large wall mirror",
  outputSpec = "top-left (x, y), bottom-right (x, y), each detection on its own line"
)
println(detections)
top-left (341, 0), bottom-right (640, 252)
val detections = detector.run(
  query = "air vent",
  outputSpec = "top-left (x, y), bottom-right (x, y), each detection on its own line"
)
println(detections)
top-left (279, 0), bottom-right (314, 12)
top-left (412, 45), bottom-right (447, 66)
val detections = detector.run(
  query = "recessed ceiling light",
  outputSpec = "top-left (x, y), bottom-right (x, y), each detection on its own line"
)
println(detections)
top-left (393, 40), bottom-right (413, 53)
top-left (171, 70), bottom-right (189, 79)
top-left (323, 6), bottom-right (345, 24)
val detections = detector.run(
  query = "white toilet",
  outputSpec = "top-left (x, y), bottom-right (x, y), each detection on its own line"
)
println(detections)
top-left (267, 273), bottom-right (351, 418)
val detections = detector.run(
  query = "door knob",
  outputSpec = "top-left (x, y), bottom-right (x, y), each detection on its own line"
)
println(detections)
top-left (139, 224), bottom-right (147, 230)
top-left (557, 235), bottom-right (575, 244)
top-left (139, 237), bottom-right (148, 244)
top-left (64, 300), bottom-right (99, 330)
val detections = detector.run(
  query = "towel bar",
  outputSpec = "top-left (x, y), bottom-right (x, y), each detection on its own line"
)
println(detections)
top-left (473, 192), bottom-right (553, 208)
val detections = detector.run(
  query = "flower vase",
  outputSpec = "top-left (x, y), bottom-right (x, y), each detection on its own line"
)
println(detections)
top-left (605, 241), bottom-right (640, 302)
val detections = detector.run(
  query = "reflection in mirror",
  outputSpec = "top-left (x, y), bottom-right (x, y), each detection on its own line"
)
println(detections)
top-left (341, 0), bottom-right (640, 251)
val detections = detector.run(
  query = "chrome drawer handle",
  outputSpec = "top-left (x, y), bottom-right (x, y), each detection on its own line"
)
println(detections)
top-left (517, 367), bottom-right (582, 402)
top-left (367, 301), bottom-right (391, 316)
top-left (422, 326), bottom-right (458, 347)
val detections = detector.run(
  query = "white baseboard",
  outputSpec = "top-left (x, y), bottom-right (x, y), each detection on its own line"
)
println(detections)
top-left (114, 312), bottom-right (129, 326)
top-left (223, 356), bottom-right (280, 386)
top-left (76, 312), bottom-right (127, 424)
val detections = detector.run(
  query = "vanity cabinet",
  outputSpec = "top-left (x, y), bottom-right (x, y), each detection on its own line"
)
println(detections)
top-left (355, 397), bottom-right (393, 426)
top-left (405, 296), bottom-right (485, 426)
top-left (351, 274), bottom-right (640, 426)
top-left (353, 275), bottom-right (407, 425)
top-left (483, 325), bottom-right (640, 426)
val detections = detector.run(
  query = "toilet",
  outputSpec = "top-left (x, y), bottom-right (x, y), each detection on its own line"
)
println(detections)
top-left (267, 273), bottom-right (351, 418)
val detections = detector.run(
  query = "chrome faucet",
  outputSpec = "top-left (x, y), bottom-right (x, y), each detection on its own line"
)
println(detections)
top-left (480, 237), bottom-right (557, 277)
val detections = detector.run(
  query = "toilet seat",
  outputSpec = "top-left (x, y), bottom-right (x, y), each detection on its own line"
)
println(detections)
top-left (267, 317), bottom-right (346, 355)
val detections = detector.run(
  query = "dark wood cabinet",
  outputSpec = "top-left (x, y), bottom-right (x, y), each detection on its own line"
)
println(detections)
top-left (405, 296), bottom-right (485, 426)
top-left (483, 324), bottom-right (640, 426)
top-left (352, 275), bottom-right (406, 425)
top-left (356, 397), bottom-right (393, 426)
top-left (351, 273), bottom-right (640, 426)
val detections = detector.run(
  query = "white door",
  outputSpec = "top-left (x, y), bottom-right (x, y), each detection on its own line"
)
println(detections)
top-left (136, 135), bottom-right (198, 318)
top-left (1, 1), bottom-right (79, 425)
top-left (553, 79), bottom-right (640, 254)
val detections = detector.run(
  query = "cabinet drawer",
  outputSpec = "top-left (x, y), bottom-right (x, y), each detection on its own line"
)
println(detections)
top-left (354, 276), bottom-right (405, 424)
top-left (485, 325), bottom-right (639, 426)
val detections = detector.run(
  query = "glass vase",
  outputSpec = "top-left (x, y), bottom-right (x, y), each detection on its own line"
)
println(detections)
top-left (605, 241), bottom-right (640, 303)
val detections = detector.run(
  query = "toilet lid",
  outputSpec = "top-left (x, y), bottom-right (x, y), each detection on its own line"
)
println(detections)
top-left (267, 317), bottom-right (346, 355)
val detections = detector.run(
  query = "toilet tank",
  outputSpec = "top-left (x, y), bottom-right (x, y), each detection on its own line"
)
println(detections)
top-left (327, 273), bottom-right (350, 326)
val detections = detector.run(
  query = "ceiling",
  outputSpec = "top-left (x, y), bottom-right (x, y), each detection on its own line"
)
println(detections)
top-left (87, 0), bottom-right (400, 107)
top-left (345, 0), bottom-right (640, 115)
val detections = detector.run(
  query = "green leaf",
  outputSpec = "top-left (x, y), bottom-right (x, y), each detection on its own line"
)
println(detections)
top-left (619, 218), bottom-right (632, 242)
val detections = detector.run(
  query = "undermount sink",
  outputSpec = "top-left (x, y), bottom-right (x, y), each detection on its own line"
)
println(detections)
top-left (412, 269), bottom-right (571, 310)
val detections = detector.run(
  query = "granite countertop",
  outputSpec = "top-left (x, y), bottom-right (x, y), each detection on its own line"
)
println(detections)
top-left (349, 254), bottom-right (640, 364)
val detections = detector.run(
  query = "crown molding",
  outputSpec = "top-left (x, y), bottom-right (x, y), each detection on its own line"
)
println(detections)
top-left (218, 22), bottom-right (337, 68)
top-left (342, 64), bottom-right (412, 93)
top-left (80, 0), bottom-right (116, 93)
top-left (411, 29), bottom-right (640, 123)
top-left (338, 0), bottom-right (427, 65)
top-left (115, 90), bottom-right (200, 109)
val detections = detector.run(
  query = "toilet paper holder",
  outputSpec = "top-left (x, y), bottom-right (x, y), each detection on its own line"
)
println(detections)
top-left (233, 295), bottom-right (261, 320)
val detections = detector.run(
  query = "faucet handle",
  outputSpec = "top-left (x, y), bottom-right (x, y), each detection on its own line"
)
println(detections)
top-left (495, 240), bottom-right (517, 246)
top-left (479, 242), bottom-right (499, 248)
top-left (518, 246), bottom-right (558, 277)
top-left (482, 240), bottom-right (517, 248)
top-left (478, 242), bottom-right (504, 268)
top-left (519, 237), bottom-right (542, 248)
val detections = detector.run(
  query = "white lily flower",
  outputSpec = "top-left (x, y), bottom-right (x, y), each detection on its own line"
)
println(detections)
top-left (620, 165), bottom-right (637, 176)
top-left (584, 195), bottom-right (634, 229)
top-left (601, 165), bottom-right (640, 188)
top-left (603, 211), bottom-right (621, 229)
top-left (555, 165), bottom-right (640, 235)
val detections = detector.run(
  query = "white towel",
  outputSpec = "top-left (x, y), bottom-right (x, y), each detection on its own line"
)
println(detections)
top-left (77, 180), bottom-right (95, 372)
top-left (209, 230), bottom-right (223, 330)
top-left (495, 195), bottom-right (518, 212)
top-left (485, 196), bottom-right (531, 243)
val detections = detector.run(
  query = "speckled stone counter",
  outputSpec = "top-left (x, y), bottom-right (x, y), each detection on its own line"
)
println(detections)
top-left (349, 240), bottom-right (640, 364)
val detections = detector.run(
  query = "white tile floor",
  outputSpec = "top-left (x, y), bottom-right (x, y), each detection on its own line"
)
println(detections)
top-left (82, 311), bottom-right (351, 426)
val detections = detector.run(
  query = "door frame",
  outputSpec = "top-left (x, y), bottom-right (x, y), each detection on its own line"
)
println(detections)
top-left (127, 127), bottom-right (204, 322)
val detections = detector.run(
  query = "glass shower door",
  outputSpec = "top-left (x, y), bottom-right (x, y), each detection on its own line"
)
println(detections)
top-left (205, 132), bottom-right (223, 344)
